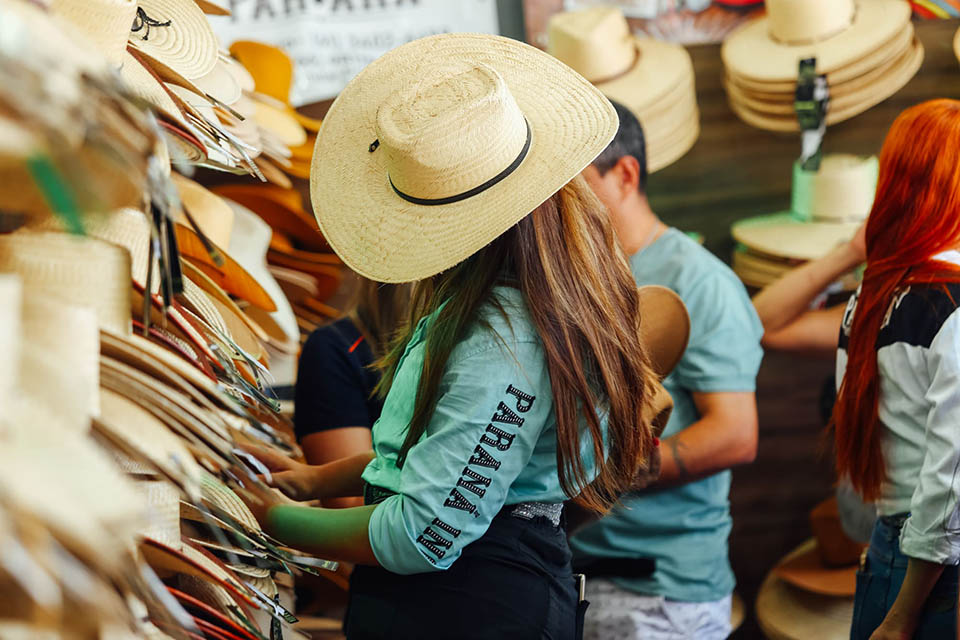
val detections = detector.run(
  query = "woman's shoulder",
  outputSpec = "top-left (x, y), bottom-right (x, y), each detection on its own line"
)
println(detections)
top-left (876, 282), bottom-right (960, 351)
top-left (452, 286), bottom-right (542, 363)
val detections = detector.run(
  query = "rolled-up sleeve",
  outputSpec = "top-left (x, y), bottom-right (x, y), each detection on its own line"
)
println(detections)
top-left (368, 341), bottom-right (551, 574)
top-left (901, 312), bottom-right (960, 565)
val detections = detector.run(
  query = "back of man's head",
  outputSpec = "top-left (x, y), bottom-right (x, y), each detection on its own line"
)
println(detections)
top-left (592, 100), bottom-right (648, 194)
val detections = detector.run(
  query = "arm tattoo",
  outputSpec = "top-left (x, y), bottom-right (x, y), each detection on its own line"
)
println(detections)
top-left (669, 437), bottom-right (691, 481)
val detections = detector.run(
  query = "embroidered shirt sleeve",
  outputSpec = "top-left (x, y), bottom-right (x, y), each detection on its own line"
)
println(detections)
top-left (367, 340), bottom-right (551, 574)
top-left (901, 310), bottom-right (960, 565)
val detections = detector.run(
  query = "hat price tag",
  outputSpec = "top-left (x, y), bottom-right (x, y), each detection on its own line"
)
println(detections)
top-left (794, 58), bottom-right (829, 171)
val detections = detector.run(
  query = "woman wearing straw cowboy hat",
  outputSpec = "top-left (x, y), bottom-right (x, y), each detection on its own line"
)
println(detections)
top-left (236, 32), bottom-right (687, 639)
top-left (826, 100), bottom-right (960, 639)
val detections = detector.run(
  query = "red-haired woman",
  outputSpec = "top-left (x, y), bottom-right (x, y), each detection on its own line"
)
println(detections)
top-left (836, 100), bottom-right (960, 640)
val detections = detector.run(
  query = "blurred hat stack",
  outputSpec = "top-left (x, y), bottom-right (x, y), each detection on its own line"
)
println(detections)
top-left (0, 0), bottom-right (344, 638)
top-left (722, 0), bottom-right (922, 132)
top-left (730, 154), bottom-right (875, 289)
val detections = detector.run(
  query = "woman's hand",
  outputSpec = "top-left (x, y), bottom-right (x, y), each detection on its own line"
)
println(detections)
top-left (238, 443), bottom-right (323, 502)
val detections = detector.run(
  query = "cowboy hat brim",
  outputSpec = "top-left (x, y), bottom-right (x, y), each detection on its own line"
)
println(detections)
top-left (310, 33), bottom-right (618, 283)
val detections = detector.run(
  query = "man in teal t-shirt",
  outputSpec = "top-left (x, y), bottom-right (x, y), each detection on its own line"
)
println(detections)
top-left (572, 101), bottom-right (764, 639)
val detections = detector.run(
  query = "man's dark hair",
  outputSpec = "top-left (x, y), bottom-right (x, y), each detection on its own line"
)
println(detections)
top-left (592, 100), bottom-right (648, 194)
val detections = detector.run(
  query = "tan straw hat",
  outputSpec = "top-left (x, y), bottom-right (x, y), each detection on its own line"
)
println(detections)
top-left (310, 33), bottom-right (618, 283)
top-left (0, 231), bottom-right (132, 335)
top-left (547, 7), bottom-right (699, 173)
top-left (132, 478), bottom-right (184, 549)
top-left (732, 154), bottom-right (877, 262)
top-left (0, 276), bottom-right (21, 412)
top-left (755, 566), bottom-right (853, 640)
top-left (722, 0), bottom-right (911, 83)
top-left (128, 0), bottom-right (219, 83)
top-left (96, 387), bottom-right (204, 487)
top-left (722, 0), bottom-right (919, 131)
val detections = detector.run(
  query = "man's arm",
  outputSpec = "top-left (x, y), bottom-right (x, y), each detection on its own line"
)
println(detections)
top-left (652, 391), bottom-right (758, 488)
top-left (753, 224), bottom-right (864, 355)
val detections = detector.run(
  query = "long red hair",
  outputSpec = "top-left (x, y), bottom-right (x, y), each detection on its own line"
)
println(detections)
top-left (834, 99), bottom-right (960, 501)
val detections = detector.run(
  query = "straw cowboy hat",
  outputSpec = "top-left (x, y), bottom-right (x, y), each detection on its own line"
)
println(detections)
top-left (227, 200), bottom-right (301, 388)
top-left (722, 0), bottom-right (920, 131)
top-left (547, 6), bottom-right (698, 173)
top-left (0, 231), bottom-right (133, 335)
top-left (172, 173), bottom-right (277, 311)
top-left (310, 33), bottom-right (618, 283)
top-left (732, 154), bottom-right (877, 262)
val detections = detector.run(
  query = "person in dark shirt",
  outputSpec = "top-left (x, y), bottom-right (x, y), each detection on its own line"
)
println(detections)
top-left (294, 277), bottom-right (408, 507)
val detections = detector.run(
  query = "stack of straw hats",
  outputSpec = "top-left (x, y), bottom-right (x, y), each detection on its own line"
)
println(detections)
top-left (756, 498), bottom-right (859, 640)
top-left (547, 6), bottom-right (699, 172)
top-left (722, 0), bottom-right (922, 132)
top-left (0, 2), bottom-right (342, 637)
top-left (731, 154), bottom-right (876, 289)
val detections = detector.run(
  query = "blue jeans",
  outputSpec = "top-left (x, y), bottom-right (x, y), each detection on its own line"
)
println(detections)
top-left (850, 514), bottom-right (958, 639)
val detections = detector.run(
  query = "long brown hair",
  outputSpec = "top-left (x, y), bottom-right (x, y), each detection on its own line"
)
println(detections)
top-left (379, 176), bottom-right (658, 513)
top-left (346, 278), bottom-right (410, 359)
top-left (833, 99), bottom-right (960, 501)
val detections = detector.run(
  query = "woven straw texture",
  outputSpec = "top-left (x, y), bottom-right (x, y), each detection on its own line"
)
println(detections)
top-left (97, 387), bottom-right (203, 483)
top-left (0, 276), bottom-right (21, 414)
top-left (0, 231), bottom-right (131, 335)
top-left (310, 33), bottom-right (617, 283)
top-left (50, 0), bottom-right (138, 65)
top-left (20, 292), bottom-right (100, 425)
top-left (129, 0), bottom-right (218, 81)
top-left (722, 0), bottom-right (911, 82)
top-left (199, 472), bottom-right (261, 532)
top-left (134, 479), bottom-right (182, 549)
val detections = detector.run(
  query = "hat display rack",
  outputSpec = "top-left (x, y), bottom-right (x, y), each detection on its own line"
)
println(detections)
top-left (547, 5), bottom-right (700, 173)
top-left (721, 0), bottom-right (923, 133)
top-left (727, 7), bottom-right (879, 293)
top-left (0, 0), bottom-right (343, 638)
top-left (755, 497), bottom-right (860, 639)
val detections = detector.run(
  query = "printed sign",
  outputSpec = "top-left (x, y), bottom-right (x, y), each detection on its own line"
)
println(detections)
top-left (211, 0), bottom-right (500, 106)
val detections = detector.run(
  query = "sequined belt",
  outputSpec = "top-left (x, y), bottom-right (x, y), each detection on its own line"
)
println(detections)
top-left (363, 484), bottom-right (563, 527)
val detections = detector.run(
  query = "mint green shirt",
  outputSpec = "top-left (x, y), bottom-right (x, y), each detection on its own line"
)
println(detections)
top-left (363, 286), bottom-right (596, 575)
top-left (570, 229), bottom-right (763, 602)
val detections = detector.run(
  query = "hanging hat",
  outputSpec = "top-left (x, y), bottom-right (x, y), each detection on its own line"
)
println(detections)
top-left (172, 173), bottom-right (277, 311)
top-left (228, 40), bottom-right (324, 132)
top-left (732, 154), bottom-right (877, 262)
top-left (210, 183), bottom-right (328, 252)
top-left (547, 7), bottom-right (698, 173)
top-left (128, 0), bottom-right (219, 85)
top-left (227, 201), bottom-right (300, 387)
top-left (0, 231), bottom-right (132, 335)
top-left (310, 33), bottom-right (618, 283)
top-left (722, 0), bottom-right (921, 131)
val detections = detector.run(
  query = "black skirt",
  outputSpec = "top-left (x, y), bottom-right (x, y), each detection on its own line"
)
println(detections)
top-left (344, 508), bottom-right (583, 640)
